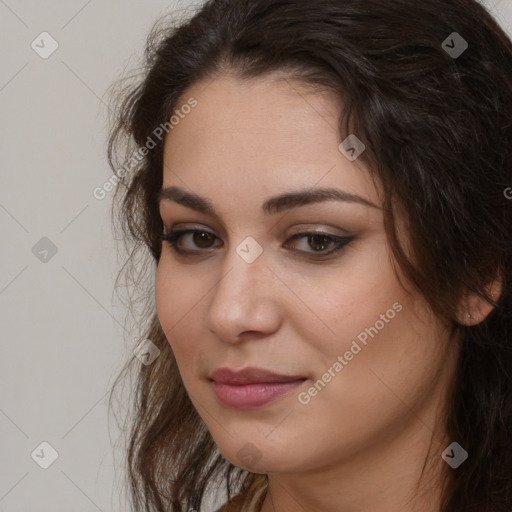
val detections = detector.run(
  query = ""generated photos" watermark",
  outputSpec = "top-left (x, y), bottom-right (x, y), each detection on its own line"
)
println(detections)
top-left (298, 301), bottom-right (403, 405)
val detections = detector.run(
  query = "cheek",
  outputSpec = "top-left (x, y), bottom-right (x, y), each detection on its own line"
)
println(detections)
top-left (155, 255), bottom-right (203, 324)
top-left (289, 304), bottom-right (450, 466)
top-left (307, 287), bottom-right (447, 422)
top-left (291, 239), bottom-right (445, 407)
top-left (155, 259), bottom-right (203, 364)
top-left (291, 240), bottom-right (406, 358)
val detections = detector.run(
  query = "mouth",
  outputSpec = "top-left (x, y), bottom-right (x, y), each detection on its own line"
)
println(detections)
top-left (209, 366), bottom-right (308, 409)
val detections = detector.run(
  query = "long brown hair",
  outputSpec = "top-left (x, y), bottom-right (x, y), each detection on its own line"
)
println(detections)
top-left (106, 0), bottom-right (512, 510)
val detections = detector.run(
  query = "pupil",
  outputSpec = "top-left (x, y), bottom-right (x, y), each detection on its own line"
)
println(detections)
top-left (194, 232), bottom-right (212, 248)
top-left (310, 234), bottom-right (330, 251)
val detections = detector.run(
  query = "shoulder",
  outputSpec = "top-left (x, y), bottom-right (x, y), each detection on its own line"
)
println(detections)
top-left (214, 481), bottom-right (266, 512)
top-left (214, 493), bottom-right (245, 512)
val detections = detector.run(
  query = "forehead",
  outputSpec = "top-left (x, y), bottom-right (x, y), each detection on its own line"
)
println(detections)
top-left (161, 72), bottom-right (380, 211)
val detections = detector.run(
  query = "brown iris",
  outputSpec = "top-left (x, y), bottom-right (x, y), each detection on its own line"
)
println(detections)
top-left (193, 231), bottom-right (215, 249)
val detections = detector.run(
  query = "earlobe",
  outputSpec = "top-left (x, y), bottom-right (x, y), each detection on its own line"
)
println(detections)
top-left (456, 275), bottom-right (502, 326)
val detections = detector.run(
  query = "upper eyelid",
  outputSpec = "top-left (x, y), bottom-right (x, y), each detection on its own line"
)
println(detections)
top-left (162, 219), bottom-right (352, 236)
top-left (165, 226), bottom-right (347, 239)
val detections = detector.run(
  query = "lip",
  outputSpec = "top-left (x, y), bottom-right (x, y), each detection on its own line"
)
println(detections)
top-left (209, 367), bottom-right (307, 409)
top-left (209, 366), bottom-right (306, 384)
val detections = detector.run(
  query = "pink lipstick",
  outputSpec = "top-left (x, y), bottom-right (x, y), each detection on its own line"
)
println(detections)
top-left (209, 367), bottom-right (307, 409)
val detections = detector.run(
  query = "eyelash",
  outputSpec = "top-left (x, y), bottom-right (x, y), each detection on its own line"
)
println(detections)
top-left (158, 229), bottom-right (354, 258)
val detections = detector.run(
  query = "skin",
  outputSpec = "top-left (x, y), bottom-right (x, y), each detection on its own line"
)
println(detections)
top-left (155, 72), bottom-right (479, 512)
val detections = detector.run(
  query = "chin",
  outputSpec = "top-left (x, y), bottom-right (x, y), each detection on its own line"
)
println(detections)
top-left (212, 434), bottom-right (307, 474)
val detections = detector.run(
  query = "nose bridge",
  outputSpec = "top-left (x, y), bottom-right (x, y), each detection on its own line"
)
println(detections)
top-left (214, 243), bottom-right (267, 312)
top-left (205, 240), bottom-right (279, 339)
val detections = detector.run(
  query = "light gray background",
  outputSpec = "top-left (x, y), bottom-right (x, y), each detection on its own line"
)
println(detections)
top-left (1, 1), bottom-right (511, 511)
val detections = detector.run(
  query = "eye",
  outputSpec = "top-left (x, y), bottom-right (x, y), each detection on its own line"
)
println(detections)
top-left (158, 229), bottom-right (354, 258)
top-left (284, 232), bottom-right (354, 257)
top-left (158, 229), bottom-right (220, 254)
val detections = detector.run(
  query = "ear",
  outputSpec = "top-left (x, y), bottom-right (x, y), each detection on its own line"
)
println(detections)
top-left (455, 274), bottom-right (502, 326)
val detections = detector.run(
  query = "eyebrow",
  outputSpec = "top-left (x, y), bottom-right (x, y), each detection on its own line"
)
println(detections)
top-left (157, 185), bottom-right (379, 215)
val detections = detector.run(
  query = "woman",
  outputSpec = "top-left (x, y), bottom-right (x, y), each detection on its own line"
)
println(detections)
top-left (107, 0), bottom-right (512, 511)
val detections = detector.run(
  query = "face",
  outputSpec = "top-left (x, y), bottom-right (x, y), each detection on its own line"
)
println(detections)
top-left (155, 72), bottom-right (458, 476)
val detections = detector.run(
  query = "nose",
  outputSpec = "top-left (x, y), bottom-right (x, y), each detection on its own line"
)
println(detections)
top-left (204, 244), bottom-right (282, 343)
